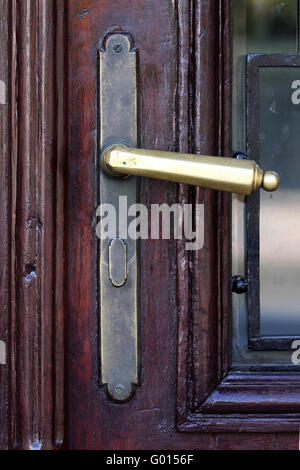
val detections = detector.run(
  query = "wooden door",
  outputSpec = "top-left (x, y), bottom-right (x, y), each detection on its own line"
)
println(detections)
top-left (0, 0), bottom-right (299, 450)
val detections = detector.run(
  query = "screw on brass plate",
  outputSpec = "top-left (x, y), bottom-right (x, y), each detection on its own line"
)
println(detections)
top-left (106, 382), bottom-right (134, 402)
top-left (115, 384), bottom-right (125, 394)
top-left (113, 43), bottom-right (123, 53)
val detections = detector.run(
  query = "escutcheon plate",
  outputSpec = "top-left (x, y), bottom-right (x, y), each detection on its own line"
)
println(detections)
top-left (99, 34), bottom-right (138, 402)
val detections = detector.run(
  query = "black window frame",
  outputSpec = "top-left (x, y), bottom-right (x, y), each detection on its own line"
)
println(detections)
top-left (247, 52), bottom-right (300, 351)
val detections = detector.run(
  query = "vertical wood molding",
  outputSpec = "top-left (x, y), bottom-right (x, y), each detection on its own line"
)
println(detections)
top-left (175, 0), bottom-right (193, 423)
top-left (0, 0), bottom-right (9, 451)
top-left (7, 0), bottom-right (67, 450)
top-left (176, 0), bottom-right (231, 422)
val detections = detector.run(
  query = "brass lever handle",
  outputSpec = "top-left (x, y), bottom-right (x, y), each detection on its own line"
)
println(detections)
top-left (101, 144), bottom-right (279, 195)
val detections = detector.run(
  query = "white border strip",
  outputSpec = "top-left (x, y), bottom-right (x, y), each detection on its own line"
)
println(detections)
top-left (0, 80), bottom-right (6, 104)
top-left (0, 340), bottom-right (6, 365)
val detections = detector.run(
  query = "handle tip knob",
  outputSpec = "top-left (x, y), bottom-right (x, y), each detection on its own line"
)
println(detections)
top-left (263, 171), bottom-right (280, 192)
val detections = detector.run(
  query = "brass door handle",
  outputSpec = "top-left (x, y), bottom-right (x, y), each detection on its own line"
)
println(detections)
top-left (101, 144), bottom-right (279, 195)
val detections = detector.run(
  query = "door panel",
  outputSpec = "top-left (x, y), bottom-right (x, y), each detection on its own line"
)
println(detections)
top-left (0, 0), bottom-right (299, 450)
top-left (67, 0), bottom-right (215, 449)
top-left (66, 0), bottom-right (299, 448)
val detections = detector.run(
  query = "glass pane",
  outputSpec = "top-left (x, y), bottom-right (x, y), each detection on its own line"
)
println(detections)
top-left (247, 0), bottom-right (298, 53)
top-left (259, 67), bottom-right (300, 335)
top-left (232, 0), bottom-right (300, 363)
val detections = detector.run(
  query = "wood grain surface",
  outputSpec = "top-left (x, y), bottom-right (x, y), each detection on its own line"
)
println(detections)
top-left (0, 0), bottom-right (298, 450)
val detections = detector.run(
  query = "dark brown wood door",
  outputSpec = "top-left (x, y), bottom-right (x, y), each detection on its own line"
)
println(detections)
top-left (0, 0), bottom-right (299, 450)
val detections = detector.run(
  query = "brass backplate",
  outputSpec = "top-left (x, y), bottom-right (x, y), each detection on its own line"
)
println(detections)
top-left (99, 34), bottom-right (138, 402)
